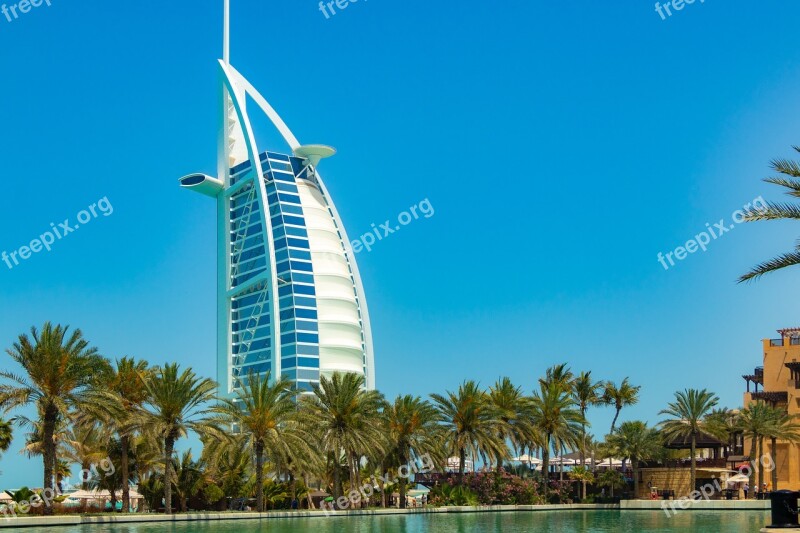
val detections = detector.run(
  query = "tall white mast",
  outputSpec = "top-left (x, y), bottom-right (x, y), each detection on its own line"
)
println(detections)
top-left (223, 0), bottom-right (230, 64)
top-left (221, 0), bottom-right (246, 169)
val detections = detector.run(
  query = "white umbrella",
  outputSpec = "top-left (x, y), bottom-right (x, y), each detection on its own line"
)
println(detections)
top-left (551, 457), bottom-right (577, 466)
top-left (727, 474), bottom-right (750, 484)
top-left (0, 492), bottom-right (11, 502)
top-left (67, 489), bottom-right (143, 500)
top-left (595, 458), bottom-right (625, 467)
top-left (511, 454), bottom-right (543, 465)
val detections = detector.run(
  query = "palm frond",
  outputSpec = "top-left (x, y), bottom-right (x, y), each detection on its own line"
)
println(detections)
top-left (741, 201), bottom-right (800, 222)
top-left (738, 249), bottom-right (800, 283)
top-left (771, 157), bottom-right (800, 179)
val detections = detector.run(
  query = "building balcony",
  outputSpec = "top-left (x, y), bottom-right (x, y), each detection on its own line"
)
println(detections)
top-left (751, 391), bottom-right (789, 404)
top-left (743, 367), bottom-right (764, 389)
top-left (789, 379), bottom-right (800, 389)
top-left (770, 339), bottom-right (785, 347)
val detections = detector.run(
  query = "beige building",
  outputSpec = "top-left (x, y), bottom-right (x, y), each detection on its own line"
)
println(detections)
top-left (742, 327), bottom-right (800, 491)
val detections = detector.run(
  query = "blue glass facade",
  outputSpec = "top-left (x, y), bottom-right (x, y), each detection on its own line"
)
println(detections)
top-left (228, 151), bottom-right (323, 392)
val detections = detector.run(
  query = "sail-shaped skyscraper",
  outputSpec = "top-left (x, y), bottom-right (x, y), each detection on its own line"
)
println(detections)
top-left (180, 1), bottom-right (375, 396)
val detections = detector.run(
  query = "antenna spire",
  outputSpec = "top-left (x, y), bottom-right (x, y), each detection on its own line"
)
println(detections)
top-left (223, 0), bottom-right (230, 63)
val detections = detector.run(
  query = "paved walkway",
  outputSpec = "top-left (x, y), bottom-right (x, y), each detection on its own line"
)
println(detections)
top-left (0, 502), bottom-right (772, 529)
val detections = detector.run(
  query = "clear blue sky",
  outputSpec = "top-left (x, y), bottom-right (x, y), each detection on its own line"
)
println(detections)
top-left (1, 0), bottom-right (800, 488)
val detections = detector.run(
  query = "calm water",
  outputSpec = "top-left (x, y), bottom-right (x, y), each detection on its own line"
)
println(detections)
top-left (7, 511), bottom-right (772, 533)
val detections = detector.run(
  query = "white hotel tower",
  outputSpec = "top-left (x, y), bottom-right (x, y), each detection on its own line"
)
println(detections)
top-left (180, 1), bottom-right (375, 396)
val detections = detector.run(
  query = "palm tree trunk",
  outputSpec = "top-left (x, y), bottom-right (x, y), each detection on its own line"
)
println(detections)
top-left (121, 434), bottom-right (130, 513)
top-left (758, 436), bottom-right (765, 492)
top-left (611, 408), bottom-right (621, 433)
top-left (748, 433), bottom-right (759, 499)
top-left (289, 472), bottom-right (297, 510)
top-left (771, 436), bottom-right (778, 492)
top-left (632, 459), bottom-right (639, 499)
top-left (580, 411), bottom-right (587, 467)
top-left (347, 453), bottom-right (354, 494)
top-left (164, 435), bottom-right (175, 514)
top-left (542, 434), bottom-right (551, 499)
top-left (690, 433), bottom-right (697, 495)
top-left (255, 441), bottom-right (265, 512)
top-left (332, 453), bottom-right (342, 501)
top-left (304, 474), bottom-right (314, 509)
top-left (42, 406), bottom-right (57, 516)
top-left (379, 465), bottom-right (387, 508)
top-left (458, 448), bottom-right (466, 485)
top-left (351, 452), bottom-right (362, 508)
top-left (399, 449), bottom-right (408, 509)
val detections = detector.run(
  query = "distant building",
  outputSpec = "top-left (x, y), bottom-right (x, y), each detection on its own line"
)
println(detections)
top-left (742, 327), bottom-right (800, 490)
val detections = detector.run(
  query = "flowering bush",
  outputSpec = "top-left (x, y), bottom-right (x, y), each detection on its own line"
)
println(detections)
top-left (547, 480), bottom-right (574, 504)
top-left (430, 470), bottom-right (543, 506)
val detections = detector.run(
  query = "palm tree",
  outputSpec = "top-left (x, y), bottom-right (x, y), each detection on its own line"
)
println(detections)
top-left (597, 469), bottom-right (625, 499)
top-left (296, 372), bottom-right (385, 503)
top-left (572, 372), bottom-right (603, 468)
top-left (737, 401), bottom-right (775, 496)
top-left (529, 381), bottom-right (584, 498)
top-left (764, 408), bottom-right (800, 491)
top-left (540, 363), bottom-right (574, 392)
top-left (536, 363), bottom-right (574, 479)
top-left (488, 378), bottom-right (534, 468)
top-left (739, 146), bottom-right (800, 282)
top-left (0, 420), bottom-right (12, 447)
top-left (139, 472), bottom-right (165, 513)
top-left (171, 450), bottom-right (209, 513)
top-left (385, 395), bottom-right (443, 508)
top-left (201, 436), bottom-right (251, 501)
top-left (0, 419), bottom-right (12, 478)
top-left (431, 381), bottom-right (506, 485)
top-left (0, 323), bottom-right (110, 513)
top-left (137, 363), bottom-right (219, 514)
top-left (209, 371), bottom-right (307, 513)
top-left (91, 437), bottom-right (128, 510)
top-left (603, 378), bottom-right (641, 433)
top-left (0, 419), bottom-right (12, 458)
top-left (569, 465), bottom-right (595, 501)
top-left (704, 408), bottom-right (740, 453)
top-left (659, 388), bottom-right (719, 493)
top-left (605, 420), bottom-right (663, 498)
top-left (104, 357), bottom-right (152, 512)
top-left (261, 479), bottom-right (290, 510)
